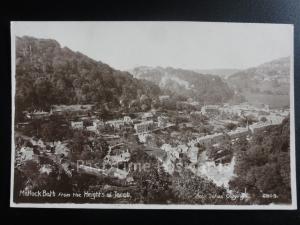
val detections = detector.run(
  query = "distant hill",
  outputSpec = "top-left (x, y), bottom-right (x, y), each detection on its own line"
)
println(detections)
top-left (227, 57), bottom-right (290, 108)
top-left (15, 36), bottom-right (161, 118)
top-left (130, 66), bottom-right (234, 104)
top-left (195, 69), bottom-right (240, 79)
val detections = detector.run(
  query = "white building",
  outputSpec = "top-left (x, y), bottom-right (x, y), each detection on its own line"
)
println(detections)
top-left (106, 119), bottom-right (125, 129)
top-left (104, 150), bottom-right (131, 165)
top-left (123, 116), bottom-right (133, 124)
top-left (93, 119), bottom-right (105, 129)
top-left (187, 146), bottom-right (198, 164)
top-left (26, 110), bottom-right (50, 119)
top-left (86, 125), bottom-right (98, 133)
top-left (78, 164), bottom-right (106, 175)
top-left (20, 147), bottom-right (34, 161)
top-left (137, 133), bottom-right (152, 143)
top-left (142, 112), bottom-right (154, 121)
top-left (159, 95), bottom-right (170, 102)
top-left (134, 120), bottom-right (154, 134)
top-left (201, 105), bottom-right (220, 115)
top-left (30, 138), bottom-right (45, 148)
top-left (195, 133), bottom-right (225, 146)
top-left (220, 106), bottom-right (243, 116)
top-left (71, 121), bottom-right (84, 129)
top-left (107, 168), bottom-right (128, 179)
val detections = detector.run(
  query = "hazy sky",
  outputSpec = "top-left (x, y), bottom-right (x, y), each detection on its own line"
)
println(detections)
top-left (12, 22), bottom-right (293, 70)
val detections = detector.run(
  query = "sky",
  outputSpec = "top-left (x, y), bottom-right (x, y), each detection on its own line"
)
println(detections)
top-left (11, 22), bottom-right (293, 71)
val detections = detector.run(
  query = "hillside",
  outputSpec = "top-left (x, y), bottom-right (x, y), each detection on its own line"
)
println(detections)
top-left (195, 68), bottom-right (240, 79)
top-left (15, 36), bottom-right (161, 117)
top-left (230, 116), bottom-right (291, 203)
top-left (130, 66), bottom-right (234, 104)
top-left (227, 57), bottom-right (290, 108)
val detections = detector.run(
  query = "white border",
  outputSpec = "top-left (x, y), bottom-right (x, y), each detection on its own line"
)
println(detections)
top-left (10, 21), bottom-right (297, 210)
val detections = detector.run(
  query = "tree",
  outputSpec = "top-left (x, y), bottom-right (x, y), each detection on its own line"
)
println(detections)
top-left (171, 169), bottom-right (227, 204)
top-left (40, 122), bottom-right (55, 143)
top-left (15, 36), bottom-right (163, 117)
top-left (225, 122), bottom-right (237, 131)
top-left (260, 117), bottom-right (267, 122)
top-left (229, 117), bottom-right (291, 203)
top-left (131, 160), bottom-right (173, 204)
top-left (33, 78), bottom-right (54, 109)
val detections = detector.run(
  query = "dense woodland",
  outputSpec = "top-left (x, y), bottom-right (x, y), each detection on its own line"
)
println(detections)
top-left (229, 117), bottom-right (291, 204)
top-left (15, 36), bottom-right (161, 119)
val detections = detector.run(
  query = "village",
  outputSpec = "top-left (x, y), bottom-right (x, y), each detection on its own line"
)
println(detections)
top-left (15, 95), bottom-right (289, 192)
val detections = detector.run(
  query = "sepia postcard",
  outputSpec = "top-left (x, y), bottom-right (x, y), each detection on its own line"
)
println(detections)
top-left (10, 21), bottom-right (296, 209)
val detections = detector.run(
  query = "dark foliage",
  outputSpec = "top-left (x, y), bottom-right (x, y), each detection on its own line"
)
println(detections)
top-left (229, 117), bottom-right (291, 204)
top-left (15, 36), bottom-right (161, 120)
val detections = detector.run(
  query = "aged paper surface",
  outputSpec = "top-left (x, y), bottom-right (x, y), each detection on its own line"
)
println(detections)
top-left (10, 22), bottom-right (296, 209)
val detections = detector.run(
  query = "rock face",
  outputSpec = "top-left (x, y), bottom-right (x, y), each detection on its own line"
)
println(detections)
top-left (130, 66), bottom-right (234, 104)
top-left (226, 57), bottom-right (291, 108)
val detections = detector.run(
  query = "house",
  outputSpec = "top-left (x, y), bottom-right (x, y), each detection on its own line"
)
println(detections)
top-left (106, 167), bottom-right (128, 179)
top-left (176, 144), bottom-right (189, 154)
top-left (190, 111), bottom-right (203, 115)
top-left (144, 146), bottom-right (167, 163)
top-left (54, 142), bottom-right (70, 156)
top-left (71, 121), bottom-right (84, 129)
top-left (159, 95), bottom-right (170, 102)
top-left (86, 125), bottom-right (98, 133)
top-left (123, 116), bottom-right (133, 124)
top-left (188, 101), bottom-right (201, 110)
top-left (78, 164), bottom-right (106, 176)
top-left (20, 147), bottom-right (34, 161)
top-left (106, 119), bottom-right (125, 129)
top-left (142, 112), bottom-right (154, 121)
top-left (161, 144), bottom-right (180, 160)
top-left (227, 127), bottom-right (249, 139)
top-left (201, 105), bottom-right (220, 116)
top-left (137, 133), bottom-right (152, 143)
top-left (104, 150), bottom-right (131, 165)
top-left (187, 146), bottom-right (198, 164)
top-left (30, 138), bottom-right (45, 148)
top-left (86, 121), bottom-right (100, 133)
top-left (16, 122), bottom-right (31, 129)
top-left (176, 101), bottom-right (201, 110)
top-left (195, 133), bottom-right (224, 146)
top-left (134, 120), bottom-right (154, 134)
top-left (219, 106), bottom-right (243, 116)
top-left (92, 119), bottom-right (105, 130)
top-left (249, 122), bottom-right (273, 133)
top-left (126, 176), bottom-right (134, 183)
top-left (157, 116), bottom-right (168, 128)
top-left (26, 110), bottom-right (50, 119)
